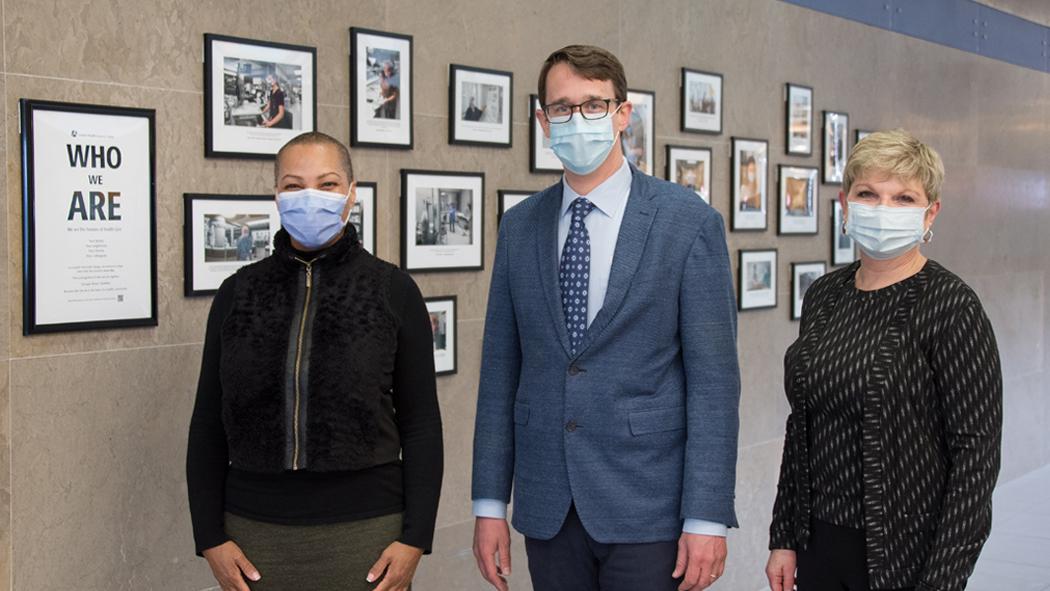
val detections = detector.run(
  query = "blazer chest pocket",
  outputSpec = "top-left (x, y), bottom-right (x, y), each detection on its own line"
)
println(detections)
top-left (514, 402), bottom-right (530, 426)
top-left (629, 406), bottom-right (686, 436)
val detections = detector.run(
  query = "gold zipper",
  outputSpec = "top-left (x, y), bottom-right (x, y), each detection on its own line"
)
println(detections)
top-left (291, 257), bottom-right (314, 470)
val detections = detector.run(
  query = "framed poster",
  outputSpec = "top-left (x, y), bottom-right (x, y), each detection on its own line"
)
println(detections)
top-left (529, 94), bottom-right (563, 173)
top-left (449, 64), bottom-right (512, 147)
top-left (425, 296), bottom-right (457, 375)
top-left (350, 181), bottom-right (377, 255)
top-left (681, 68), bottom-right (722, 134)
top-left (778, 165), bottom-right (819, 235)
top-left (623, 89), bottom-right (655, 175)
top-left (666, 145), bottom-right (712, 203)
top-left (20, 99), bottom-right (157, 334)
top-left (738, 249), bottom-right (777, 311)
top-left (203, 33), bottom-right (317, 159)
top-left (822, 110), bottom-right (849, 184)
top-left (731, 137), bottom-right (768, 231)
top-left (791, 261), bottom-right (827, 320)
top-left (350, 27), bottom-right (412, 148)
top-left (401, 170), bottom-right (484, 272)
top-left (855, 129), bottom-right (873, 143)
top-left (498, 190), bottom-right (533, 226)
top-left (785, 83), bottom-right (813, 156)
top-left (832, 199), bottom-right (856, 265)
top-left (183, 194), bottom-right (280, 296)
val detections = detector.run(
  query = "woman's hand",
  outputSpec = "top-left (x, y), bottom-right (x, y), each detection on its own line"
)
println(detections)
top-left (202, 541), bottom-right (261, 591)
top-left (368, 541), bottom-right (424, 591)
top-left (765, 549), bottom-right (797, 591)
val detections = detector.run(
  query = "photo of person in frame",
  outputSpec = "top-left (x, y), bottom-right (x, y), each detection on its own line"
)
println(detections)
top-left (430, 311), bottom-right (447, 352)
top-left (366, 47), bottom-right (401, 120)
top-left (739, 154), bottom-right (762, 211)
top-left (747, 260), bottom-right (772, 292)
top-left (784, 175), bottom-right (812, 216)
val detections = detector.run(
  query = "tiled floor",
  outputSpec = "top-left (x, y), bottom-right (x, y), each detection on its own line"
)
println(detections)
top-left (969, 464), bottom-right (1050, 590)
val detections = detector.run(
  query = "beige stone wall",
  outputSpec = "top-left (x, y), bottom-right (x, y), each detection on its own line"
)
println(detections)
top-left (0, 1), bottom-right (1047, 589)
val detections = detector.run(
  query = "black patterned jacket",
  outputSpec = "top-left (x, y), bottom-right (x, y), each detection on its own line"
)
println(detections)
top-left (770, 260), bottom-right (1002, 591)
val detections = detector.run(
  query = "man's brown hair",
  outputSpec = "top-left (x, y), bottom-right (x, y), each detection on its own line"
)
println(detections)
top-left (274, 131), bottom-right (355, 185)
top-left (537, 45), bottom-right (627, 106)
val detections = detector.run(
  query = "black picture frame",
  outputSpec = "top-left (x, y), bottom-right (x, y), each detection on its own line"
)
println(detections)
top-left (730, 137), bottom-right (769, 232)
top-left (791, 261), bottom-right (827, 320)
top-left (400, 169), bottom-right (485, 273)
top-left (777, 165), bottom-right (819, 235)
top-left (822, 110), bottom-right (849, 185)
top-left (680, 68), bottom-right (723, 135)
top-left (425, 295), bottom-right (458, 376)
top-left (350, 181), bottom-right (378, 256)
top-left (855, 129), bottom-right (873, 144)
top-left (350, 27), bottom-right (413, 149)
top-left (497, 189), bottom-right (534, 226)
top-left (737, 248), bottom-right (778, 311)
top-left (20, 99), bottom-right (158, 334)
top-left (203, 33), bottom-right (317, 159)
top-left (665, 144), bottom-right (713, 203)
top-left (624, 88), bottom-right (656, 175)
top-left (448, 64), bottom-right (513, 147)
top-left (183, 193), bottom-right (281, 296)
top-left (784, 83), bottom-right (813, 156)
top-left (529, 94), bottom-right (563, 173)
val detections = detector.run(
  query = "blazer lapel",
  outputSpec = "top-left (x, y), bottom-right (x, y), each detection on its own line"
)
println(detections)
top-left (535, 183), bottom-right (572, 357)
top-left (575, 169), bottom-right (656, 356)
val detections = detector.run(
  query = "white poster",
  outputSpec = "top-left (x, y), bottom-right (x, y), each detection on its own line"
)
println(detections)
top-left (23, 101), bottom-right (156, 333)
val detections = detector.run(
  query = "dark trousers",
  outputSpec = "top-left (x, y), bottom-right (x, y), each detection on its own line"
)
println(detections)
top-left (524, 504), bottom-right (681, 591)
top-left (797, 519), bottom-right (914, 591)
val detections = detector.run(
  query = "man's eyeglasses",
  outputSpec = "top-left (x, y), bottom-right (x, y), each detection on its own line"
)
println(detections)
top-left (542, 98), bottom-right (623, 124)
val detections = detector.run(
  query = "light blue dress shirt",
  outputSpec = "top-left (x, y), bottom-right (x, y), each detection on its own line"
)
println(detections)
top-left (474, 161), bottom-right (727, 538)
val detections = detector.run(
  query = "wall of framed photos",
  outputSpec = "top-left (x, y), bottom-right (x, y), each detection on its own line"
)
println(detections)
top-left (0, 1), bottom-right (1048, 590)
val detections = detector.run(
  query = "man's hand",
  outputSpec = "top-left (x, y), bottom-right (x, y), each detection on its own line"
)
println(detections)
top-left (202, 541), bottom-right (260, 591)
top-left (367, 541), bottom-right (424, 591)
top-left (473, 517), bottom-right (512, 591)
top-left (672, 533), bottom-right (727, 590)
top-left (765, 549), bottom-right (797, 591)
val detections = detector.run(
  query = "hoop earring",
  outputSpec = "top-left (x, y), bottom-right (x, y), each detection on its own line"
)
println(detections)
top-left (922, 228), bottom-right (934, 243)
top-left (841, 220), bottom-right (848, 236)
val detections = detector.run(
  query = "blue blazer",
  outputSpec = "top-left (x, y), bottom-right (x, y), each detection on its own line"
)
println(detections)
top-left (471, 168), bottom-right (741, 543)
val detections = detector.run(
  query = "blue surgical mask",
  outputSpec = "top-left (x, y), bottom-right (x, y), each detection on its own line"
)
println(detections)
top-left (276, 188), bottom-right (349, 249)
top-left (548, 114), bottom-right (618, 175)
top-left (845, 202), bottom-right (931, 260)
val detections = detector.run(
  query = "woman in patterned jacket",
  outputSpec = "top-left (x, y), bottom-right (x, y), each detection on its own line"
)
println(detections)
top-left (766, 129), bottom-right (1002, 591)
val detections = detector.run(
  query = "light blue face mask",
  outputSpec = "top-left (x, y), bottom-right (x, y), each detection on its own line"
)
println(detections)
top-left (548, 113), bottom-right (619, 175)
top-left (276, 188), bottom-right (349, 249)
top-left (845, 201), bottom-right (932, 260)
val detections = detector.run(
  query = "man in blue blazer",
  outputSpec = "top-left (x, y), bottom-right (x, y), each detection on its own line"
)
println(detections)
top-left (472, 45), bottom-right (740, 591)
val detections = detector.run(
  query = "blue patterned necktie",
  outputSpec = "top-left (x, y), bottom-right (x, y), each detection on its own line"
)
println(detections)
top-left (559, 197), bottom-right (596, 356)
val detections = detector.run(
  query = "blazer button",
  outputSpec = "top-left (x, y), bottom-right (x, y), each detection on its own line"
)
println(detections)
top-left (565, 420), bottom-right (577, 433)
top-left (568, 364), bottom-right (582, 376)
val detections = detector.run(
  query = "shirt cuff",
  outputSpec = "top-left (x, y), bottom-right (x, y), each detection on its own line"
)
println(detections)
top-left (683, 518), bottom-right (727, 537)
top-left (473, 499), bottom-right (508, 519)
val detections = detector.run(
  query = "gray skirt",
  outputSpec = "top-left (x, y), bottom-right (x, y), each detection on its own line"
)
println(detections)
top-left (224, 511), bottom-right (403, 591)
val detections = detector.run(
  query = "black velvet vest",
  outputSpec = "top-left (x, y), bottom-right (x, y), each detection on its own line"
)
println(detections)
top-left (219, 228), bottom-right (401, 472)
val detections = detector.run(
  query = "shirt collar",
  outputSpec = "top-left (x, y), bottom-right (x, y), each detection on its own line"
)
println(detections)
top-left (560, 159), bottom-right (632, 218)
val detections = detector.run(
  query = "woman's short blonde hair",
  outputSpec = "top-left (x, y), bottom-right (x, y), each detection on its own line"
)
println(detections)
top-left (843, 129), bottom-right (945, 203)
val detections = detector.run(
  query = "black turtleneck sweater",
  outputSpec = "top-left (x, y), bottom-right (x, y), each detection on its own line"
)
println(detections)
top-left (186, 228), bottom-right (443, 555)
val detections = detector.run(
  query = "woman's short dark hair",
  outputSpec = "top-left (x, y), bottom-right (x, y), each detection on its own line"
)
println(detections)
top-left (274, 131), bottom-right (354, 184)
top-left (537, 45), bottom-right (627, 106)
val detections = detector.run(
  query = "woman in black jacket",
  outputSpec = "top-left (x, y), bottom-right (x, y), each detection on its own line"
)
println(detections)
top-left (187, 132), bottom-right (443, 591)
top-left (766, 130), bottom-right (1001, 591)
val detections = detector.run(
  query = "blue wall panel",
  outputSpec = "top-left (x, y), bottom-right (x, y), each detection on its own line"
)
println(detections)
top-left (978, 5), bottom-right (1047, 71)
top-left (894, 0), bottom-right (980, 54)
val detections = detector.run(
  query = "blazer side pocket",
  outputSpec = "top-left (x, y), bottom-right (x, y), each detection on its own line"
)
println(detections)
top-left (629, 406), bottom-right (686, 436)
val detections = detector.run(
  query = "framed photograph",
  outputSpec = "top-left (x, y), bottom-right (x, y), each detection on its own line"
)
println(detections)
top-left (183, 194), bottom-right (281, 296)
top-left (731, 137), bottom-right (769, 231)
top-left (623, 89), bottom-right (655, 175)
top-left (425, 296), bottom-right (457, 376)
top-left (350, 182), bottom-right (377, 255)
top-left (666, 145), bottom-right (712, 203)
top-left (778, 165), bottom-right (819, 235)
top-left (738, 249), bottom-right (778, 311)
top-left (449, 64), bottom-right (512, 147)
top-left (823, 110), bottom-right (849, 184)
top-left (498, 190), bottom-right (533, 226)
top-left (681, 68), bottom-right (722, 134)
top-left (350, 27), bottom-right (412, 149)
top-left (401, 170), bottom-right (484, 272)
top-left (831, 199), bottom-right (856, 265)
top-left (20, 99), bottom-right (157, 334)
top-left (785, 83), bottom-right (813, 156)
top-left (855, 129), bottom-right (873, 143)
top-left (791, 261), bottom-right (827, 320)
top-left (203, 34), bottom-right (317, 159)
top-left (529, 94), bottom-right (563, 173)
